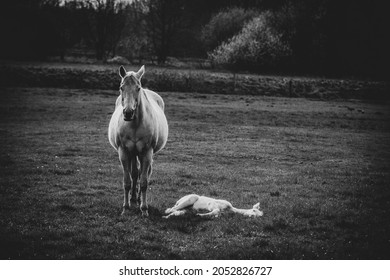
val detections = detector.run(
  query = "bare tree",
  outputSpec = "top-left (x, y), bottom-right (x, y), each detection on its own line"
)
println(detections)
top-left (145, 0), bottom-right (184, 64)
top-left (82, 0), bottom-right (127, 60)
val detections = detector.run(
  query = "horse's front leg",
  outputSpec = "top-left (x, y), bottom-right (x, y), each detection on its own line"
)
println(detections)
top-left (139, 149), bottom-right (153, 216)
top-left (130, 156), bottom-right (139, 208)
top-left (118, 147), bottom-right (132, 215)
top-left (163, 210), bottom-right (187, 219)
top-left (197, 209), bottom-right (220, 218)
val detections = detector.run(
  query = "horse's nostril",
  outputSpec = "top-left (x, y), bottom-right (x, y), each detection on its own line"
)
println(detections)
top-left (123, 109), bottom-right (135, 120)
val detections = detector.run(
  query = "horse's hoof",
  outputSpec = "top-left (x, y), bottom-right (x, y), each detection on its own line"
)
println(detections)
top-left (141, 210), bottom-right (149, 217)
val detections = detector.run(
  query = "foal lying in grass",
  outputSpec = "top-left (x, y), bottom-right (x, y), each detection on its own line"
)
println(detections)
top-left (163, 194), bottom-right (263, 218)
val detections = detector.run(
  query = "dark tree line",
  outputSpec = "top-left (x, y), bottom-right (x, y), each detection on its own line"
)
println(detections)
top-left (0, 0), bottom-right (388, 79)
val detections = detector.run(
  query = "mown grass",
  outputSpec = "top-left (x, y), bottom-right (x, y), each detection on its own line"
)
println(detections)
top-left (0, 87), bottom-right (389, 259)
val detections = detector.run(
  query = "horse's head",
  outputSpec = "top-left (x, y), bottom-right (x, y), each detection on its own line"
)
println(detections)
top-left (118, 65), bottom-right (145, 121)
top-left (243, 202), bottom-right (264, 217)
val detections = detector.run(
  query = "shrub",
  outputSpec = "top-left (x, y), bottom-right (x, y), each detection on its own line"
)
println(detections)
top-left (208, 11), bottom-right (291, 72)
top-left (201, 7), bottom-right (258, 52)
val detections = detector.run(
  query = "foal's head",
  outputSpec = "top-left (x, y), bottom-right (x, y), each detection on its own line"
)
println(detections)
top-left (118, 65), bottom-right (145, 121)
top-left (243, 203), bottom-right (264, 217)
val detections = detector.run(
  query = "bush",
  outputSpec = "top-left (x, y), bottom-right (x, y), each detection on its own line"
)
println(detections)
top-left (201, 7), bottom-right (258, 52)
top-left (208, 11), bottom-right (291, 72)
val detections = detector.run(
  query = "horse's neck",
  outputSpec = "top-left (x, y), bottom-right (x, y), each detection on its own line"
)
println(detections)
top-left (136, 89), bottom-right (149, 122)
top-left (230, 207), bottom-right (252, 215)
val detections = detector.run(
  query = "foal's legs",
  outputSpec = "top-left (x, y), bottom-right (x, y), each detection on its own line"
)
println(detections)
top-left (197, 209), bottom-right (221, 218)
top-left (163, 209), bottom-right (188, 219)
top-left (165, 194), bottom-right (199, 214)
top-left (139, 149), bottom-right (153, 216)
top-left (118, 147), bottom-right (131, 215)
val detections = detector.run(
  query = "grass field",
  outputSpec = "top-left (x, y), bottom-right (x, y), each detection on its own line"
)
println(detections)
top-left (0, 86), bottom-right (389, 259)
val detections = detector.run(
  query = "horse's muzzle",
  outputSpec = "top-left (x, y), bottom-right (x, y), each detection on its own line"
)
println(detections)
top-left (123, 108), bottom-right (136, 121)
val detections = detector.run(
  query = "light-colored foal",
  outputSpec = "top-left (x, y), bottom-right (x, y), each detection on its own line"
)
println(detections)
top-left (164, 194), bottom-right (263, 218)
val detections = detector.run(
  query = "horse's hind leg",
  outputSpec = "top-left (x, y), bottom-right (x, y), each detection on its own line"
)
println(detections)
top-left (139, 149), bottom-right (153, 216)
top-left (197, 209), bottom-right (220, 218)
top-left (165, 194), bottom-right (199, 214)
top-left (118, 147), bottom-right (131, 215)
top-left (163, 209), bottom-right (187, 219)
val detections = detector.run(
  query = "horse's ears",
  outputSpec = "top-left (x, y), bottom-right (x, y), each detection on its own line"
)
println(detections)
top-left (119, 65), bottom-right (127, 78)
top-left (253, 202), bottom-right (260, 210)
top-left (135, 65), bottom-right (145, 80)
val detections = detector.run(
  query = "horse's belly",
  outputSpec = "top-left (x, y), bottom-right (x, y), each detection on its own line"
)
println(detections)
top-left (193, 197), bottom-right (216, 211)
top-left (154, 113), bottom-right (168, 153)
top-left (108, 101), bottom-right (168, 154)
top-left (108, 107), bottom-right (122, 150)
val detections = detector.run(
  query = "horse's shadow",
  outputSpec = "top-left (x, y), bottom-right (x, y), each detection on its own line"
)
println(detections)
top-left (123, 206), bottom-right (209, 233)
top-left (160, 213), bottom-right (208, 234)
top-left (121, 205), bottom-right (210, 234)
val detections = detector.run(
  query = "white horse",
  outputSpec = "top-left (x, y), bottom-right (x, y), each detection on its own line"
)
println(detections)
top-left (163, 194), bottom-right (263, 218)
top-left (108, 65), bottom-right (168, 216)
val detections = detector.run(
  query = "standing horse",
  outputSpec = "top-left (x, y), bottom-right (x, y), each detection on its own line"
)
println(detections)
top-left (108, 65), bottom-right (168, 216)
